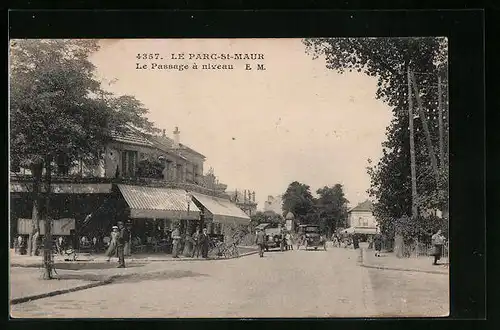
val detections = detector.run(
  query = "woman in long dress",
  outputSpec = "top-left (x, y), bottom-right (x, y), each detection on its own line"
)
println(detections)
top-left (106, 226), bottom-right (119, 262)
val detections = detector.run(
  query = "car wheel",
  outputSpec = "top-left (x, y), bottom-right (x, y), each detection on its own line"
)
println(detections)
top-left (314, 247), bottom-right (318, 250)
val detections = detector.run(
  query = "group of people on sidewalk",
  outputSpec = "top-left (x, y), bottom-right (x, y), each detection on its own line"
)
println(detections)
top-left (171, 225), bottom-right (210, 259)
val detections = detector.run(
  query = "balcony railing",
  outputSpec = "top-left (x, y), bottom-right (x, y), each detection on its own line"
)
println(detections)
top-left (10, 173), bottom-right (230, 198)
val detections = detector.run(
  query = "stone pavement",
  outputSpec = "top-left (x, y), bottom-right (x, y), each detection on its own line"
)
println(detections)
top-left (361, 247), bottom-right (449, 275)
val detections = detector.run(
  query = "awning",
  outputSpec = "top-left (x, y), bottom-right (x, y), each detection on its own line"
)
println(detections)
top-left (191, 192), bottom-right (250, 225)
top-left (117, 184), bottom-right (200, 220)
top-left (344, 227), bottom-right (376, 234)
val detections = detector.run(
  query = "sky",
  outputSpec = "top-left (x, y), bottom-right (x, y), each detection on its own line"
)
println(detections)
top-left (90, 39), bottom-right (393, 210)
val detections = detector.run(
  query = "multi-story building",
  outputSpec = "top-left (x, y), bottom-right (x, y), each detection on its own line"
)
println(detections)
top-left (264, 195), bottom-right (283, 215)
top-left (227, 189), bottom-right (258, 216)
top-left (10, 126), bottom-right (249, 250)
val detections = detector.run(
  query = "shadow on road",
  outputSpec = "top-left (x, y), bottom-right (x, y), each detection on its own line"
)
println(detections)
top-left (112, 270), bottom-right (209, 284)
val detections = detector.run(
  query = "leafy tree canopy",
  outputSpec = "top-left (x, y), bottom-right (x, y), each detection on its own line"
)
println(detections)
top-left (282, 181), bottom-right (315, 220)
top-left (303, 37), bottom-right (449, 238)
top-left (10, 39), bottom-right (158, 172)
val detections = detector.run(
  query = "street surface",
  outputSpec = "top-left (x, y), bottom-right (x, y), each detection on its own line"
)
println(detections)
top-left (11, 247), bottom-right (448, 318)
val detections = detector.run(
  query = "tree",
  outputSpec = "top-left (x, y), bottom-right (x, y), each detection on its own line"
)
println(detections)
top-left (281, 181), bottom-right (315, 225)
top-left (316, 184), bottom-right (349, 235)
top-left (10, 39), bottom-right (157, 279)
top-left (303, 38), bottom-right (449, 243)
top-left (136, 159), bottom-right (165, 179)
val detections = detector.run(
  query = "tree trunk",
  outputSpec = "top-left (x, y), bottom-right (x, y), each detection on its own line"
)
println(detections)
top-left (27, 162), bottom-right (43, 256)
top-left (42, 157), bottom-right (53, 280)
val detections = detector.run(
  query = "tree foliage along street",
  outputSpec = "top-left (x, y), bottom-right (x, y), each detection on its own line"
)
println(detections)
top-left (250, 211), bottom-right (284, 226)
top-left (10, 39), bottom-right (158, 279)
top-left (303, 37), bottom-right (449, 243)
top-left (281, 181), bottom-right (349, 235)
top-left (316, 185), bottom-right (349, 233)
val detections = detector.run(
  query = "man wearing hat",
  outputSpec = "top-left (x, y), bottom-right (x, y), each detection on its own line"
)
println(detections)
top-left (255, 228), bottom-right (266, 257)
top-left (116, 221), bottom-right (130, 268)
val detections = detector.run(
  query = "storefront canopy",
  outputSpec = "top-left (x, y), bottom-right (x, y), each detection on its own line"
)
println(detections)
top-left (191, 192), bottom-right (251, 225)
top-left (117, 184), bottom-right (200, 220)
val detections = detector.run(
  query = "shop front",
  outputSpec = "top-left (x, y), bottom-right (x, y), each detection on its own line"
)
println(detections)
top-left (191, 192), bottom-right (251, 242)
top-left (115, 184), bottom-right (201, 255)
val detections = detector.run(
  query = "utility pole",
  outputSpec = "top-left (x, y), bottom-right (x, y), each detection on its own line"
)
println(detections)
top-left (408, 67), bottom-right (418, 218)
top-left (438, 75), bottom-right (445, 168)
top-left (410, 71), bottom-right (440, 185)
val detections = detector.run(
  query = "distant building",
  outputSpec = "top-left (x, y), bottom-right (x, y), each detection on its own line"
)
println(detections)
top-left (346, 200), bottom-right (377, 235)
top-left (227, 189), bottom-right (258, 216)
top-left (264, 195), bottom-right (283, 215)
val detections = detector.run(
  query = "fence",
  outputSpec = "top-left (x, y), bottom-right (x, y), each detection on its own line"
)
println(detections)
top-left (380, 239), bottom-right (449, 259)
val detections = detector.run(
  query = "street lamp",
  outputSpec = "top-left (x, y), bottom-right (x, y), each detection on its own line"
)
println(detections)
top-left (185, 191), bottom-right (192, 216)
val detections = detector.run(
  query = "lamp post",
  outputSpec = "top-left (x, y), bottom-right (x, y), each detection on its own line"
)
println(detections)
top-left (185, 191), bottom-right (192, 216)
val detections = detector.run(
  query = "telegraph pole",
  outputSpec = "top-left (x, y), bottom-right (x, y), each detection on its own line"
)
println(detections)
top-left (438, 75), bottom-right (445, 168)
top-left (408, 67), bottom-right (418, 218)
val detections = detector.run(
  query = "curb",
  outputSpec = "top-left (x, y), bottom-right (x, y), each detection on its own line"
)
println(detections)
top-left (10, 277), bottom-right (114, 305)
top-left (359, 248), bottom-right (448, 275)
top-left (10, 249), bottom-right (259, 305)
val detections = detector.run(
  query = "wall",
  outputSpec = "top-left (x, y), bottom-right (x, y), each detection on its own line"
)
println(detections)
top-left (349, 211), bottom-right (377, 228)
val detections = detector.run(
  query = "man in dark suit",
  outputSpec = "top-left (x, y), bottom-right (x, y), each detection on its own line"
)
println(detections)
top-left (199, 228), bottom-right (210, 258)
top-left (116, 221), bottom-right (129, 268)
top-left (255, 228), bottom-right (266, 257)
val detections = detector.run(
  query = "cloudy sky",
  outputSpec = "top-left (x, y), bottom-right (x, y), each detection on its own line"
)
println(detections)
top-left (91, 39), bottom-right (393, 209)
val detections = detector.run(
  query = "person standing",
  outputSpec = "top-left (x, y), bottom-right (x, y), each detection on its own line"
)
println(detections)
top-left (199, 228), bottom-right (209, 258)
top-left (373, 232), bottom-right (383, 257)
top-left (352, 234), bottom-right (360, 249)
top-left (285, 231), bottom-right (293, 250)
top-left (106, 226), bottom-right (119, 262)
top-left (171, 224), bottom-right (181, 258)
top-left (191, 227), bottom-right (201, 258)
top-left (255, 228), bottom-right (266, 257)
top-left (431, 229), bottom-right (446, 265)
top-left (116, 221), bottom-right (129, 268)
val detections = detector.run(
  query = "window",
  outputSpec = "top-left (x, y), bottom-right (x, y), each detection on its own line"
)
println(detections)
top-left (121, 150), bottom-right (138, 177)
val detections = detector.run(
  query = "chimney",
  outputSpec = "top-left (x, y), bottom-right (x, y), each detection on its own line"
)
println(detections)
top-left (173, 127), bottom-right (180, 148)
top-left (162, 129), bottom-right (166, 137)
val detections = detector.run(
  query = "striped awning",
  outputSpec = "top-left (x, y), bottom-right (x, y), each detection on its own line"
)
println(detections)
top-left (117, 184), bottom-right (200, 220)
top-left (191, 192), bottom-right (250, 225)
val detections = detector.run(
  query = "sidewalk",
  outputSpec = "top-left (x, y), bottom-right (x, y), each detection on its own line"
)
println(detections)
top-left (10, 247), bottom-right (258, 305)
top-left (360, 248), bottom-right (449, 275)
top-left (10, 246), bottom-right (257, 267)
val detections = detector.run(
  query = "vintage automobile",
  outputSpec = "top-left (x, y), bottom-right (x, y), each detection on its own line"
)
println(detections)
top-left (255, 223), bottom-right (285, 251)
top-left (297, 224), bottom-right (327, 251)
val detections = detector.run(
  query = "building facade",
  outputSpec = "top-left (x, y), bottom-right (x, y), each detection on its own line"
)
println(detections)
top-left (346, 200), bottom-right (377, 235)
top-left (10, 126), bottom-right (249, 251)
top-left (227, 189), bottom-right (258, 216)
top-left (264, 195), bottom-right (283, 215)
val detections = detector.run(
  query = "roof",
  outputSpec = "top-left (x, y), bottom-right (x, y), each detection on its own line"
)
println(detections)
top-left (110, 129), bottom-right (155, 148)
top-left (117, 184), bottom-right (200, 219)
top-left (348, 200), bottom-right (374, 213)
top-left (191, 192), bottom-right (250, 225)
